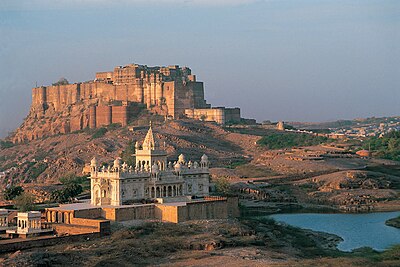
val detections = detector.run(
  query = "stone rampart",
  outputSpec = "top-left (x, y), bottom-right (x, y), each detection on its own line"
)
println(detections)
top-left (102, 204), bottom-right (155, 221)
top-left (14, 63), bottom-right (240, 142)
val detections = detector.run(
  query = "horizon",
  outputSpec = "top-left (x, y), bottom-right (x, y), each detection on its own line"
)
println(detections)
top-left (0, 0), bottom-right (399, 138)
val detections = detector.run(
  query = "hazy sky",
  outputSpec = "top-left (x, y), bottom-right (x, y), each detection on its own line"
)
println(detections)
top-left (0, 0), bottom-right (399, 137)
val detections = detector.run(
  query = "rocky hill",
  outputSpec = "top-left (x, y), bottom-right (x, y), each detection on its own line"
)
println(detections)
top-left (0, 119), bottom-right (260, 188)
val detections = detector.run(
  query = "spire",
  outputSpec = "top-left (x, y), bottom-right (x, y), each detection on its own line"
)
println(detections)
top-left (142, 122), bottom-right (156, 150)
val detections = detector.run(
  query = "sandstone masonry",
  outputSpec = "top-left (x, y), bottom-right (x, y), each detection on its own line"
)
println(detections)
top-left (12, 63), bottom-right (240, 142)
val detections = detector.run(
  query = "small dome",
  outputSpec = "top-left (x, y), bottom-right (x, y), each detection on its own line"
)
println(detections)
top-left (152, 162), bottom-right (159, 174)
top-left (201, 154), bottom-right (208, 162)
top-left (178, 154), bottom-right (185, 163)
top-left (114, 157), bottom-right (122, 168)
top-left (174, 162), bottom-right (182, 172)
top-left (90, 157), bottom-right (97, 167)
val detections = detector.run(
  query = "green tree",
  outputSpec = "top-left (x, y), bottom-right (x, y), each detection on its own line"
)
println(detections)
top-left (91, 127), bottom-right (108, 139)
top-left (257, 132), bottom-right (328, 149)
top-left (215, 177), bottom-right (231, 195)
top-left (51, 175), bottom-right (84, 203)
top-left (120, 140), bottom-right (136, 166)
top-left (14, 193), bottom-right (36, 212)
top-left (0, 140), bottom-right (14, 149)
top-left (59, 173), bottom-right (87, 185)
top-left (3, 186), bottom-right (24, 200)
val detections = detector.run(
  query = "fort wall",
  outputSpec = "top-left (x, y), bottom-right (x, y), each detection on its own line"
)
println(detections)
top-left (111, 106), bottom-right (128, 126)
top-left (96, 106), bottom-right (112, 127)
top-left (15, 63), bottom-right (241, 142)
top-left (102, 204), bottom-right (155, 221)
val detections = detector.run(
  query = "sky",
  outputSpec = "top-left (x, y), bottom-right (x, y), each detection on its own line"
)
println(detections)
top-left (0, 0), bottom-right (399, 137)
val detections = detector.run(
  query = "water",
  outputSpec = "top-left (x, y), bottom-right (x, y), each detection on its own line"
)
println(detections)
top-left (269, 211), bottom-right (400, 251)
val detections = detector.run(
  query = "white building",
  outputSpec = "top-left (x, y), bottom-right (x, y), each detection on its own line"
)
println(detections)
top-left (6, 211), bottom-right (53, 238)
top-left (89, 124), bottom-right (210, 206)
top-left (15, 211), bottom-right (42, 234)
top-left (0, 209), bottom-right (9, 231)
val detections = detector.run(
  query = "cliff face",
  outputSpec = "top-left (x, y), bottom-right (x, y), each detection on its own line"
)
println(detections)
top-left (11, 64), bottom-right (210, 143)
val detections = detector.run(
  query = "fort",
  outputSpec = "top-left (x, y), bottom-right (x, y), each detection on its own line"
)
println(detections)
top-left (12, 63), bottom-right (241, 143)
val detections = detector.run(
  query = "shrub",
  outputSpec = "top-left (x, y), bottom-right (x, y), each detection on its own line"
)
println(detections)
top-left (14, 193), bottom-right (36, 211)
top-left (0, 140), bottom-right (14, 149)
top-left (51, 174), bottom-right (84, 203)
top-left (215, 177), bottom-right (231, 195)
top-left (4, 186), bottom-right (24, 200)
top-left (257, 132), bottom-right (328, 149)
top-left (120, 140), bottom-right (136, 166)
top-left (28, 162), bottom-right (48, 180)
top-left (92, 127), bottom-right (108, 139)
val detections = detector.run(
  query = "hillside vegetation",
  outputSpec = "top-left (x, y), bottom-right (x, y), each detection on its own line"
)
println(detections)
top-left (257, 132), bottom-right (328, 149)
top-left (364, 131), bottom-right (400, 161)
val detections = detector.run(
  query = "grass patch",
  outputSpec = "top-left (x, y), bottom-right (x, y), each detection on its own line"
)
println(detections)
top-left (235, 164), bottom-right (278, 178)
top-left (91, 127), bottom-right (108, 139)
top-left (257, 132), bottom-right (329, 149)
top-left (225, 158), bottom-right (249, 169)
top-left (0, 140), bottom-right (14, 149)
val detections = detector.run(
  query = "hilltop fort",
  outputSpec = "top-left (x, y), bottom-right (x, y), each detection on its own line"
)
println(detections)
top-left (12, 63), bottom-right (240, 143)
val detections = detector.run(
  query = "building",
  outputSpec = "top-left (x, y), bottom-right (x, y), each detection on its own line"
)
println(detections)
top-left (6, 211), bottom-right (53, 238)
top-left (277, 121), bottom-right (285, 131)
top-left (0, 209), bottom-right (9, 231)
top-left (184, 107), bottom-right (241, 124)
top-left (89, 123), bottom-right (210, 206)
top-left (45, 124), bottom-right (238, 224)
top-left (14, 63), bottom-right (241, 142)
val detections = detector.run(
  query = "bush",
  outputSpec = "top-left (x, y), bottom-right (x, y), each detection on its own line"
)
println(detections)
top-left (215, 177), bottom-right (231, 195)
top-left (0, 140), bottom-right (14, 149)
top-left (92, 127), bottom-right (108, 139)
top-left (51, 174), bottom-right (84, 203)
top-left (27, 162), bottom-right (48, 180)
top-left (14, 193), bottom-right (36, 211)
top-left (257, 132), bottom-right (328, 149)
top-left (120, 140), bottom-right (136, 166)
top-left (4, 186), bottom-right (24, 200)
top-left (364, 131), bottom-right (400, 161)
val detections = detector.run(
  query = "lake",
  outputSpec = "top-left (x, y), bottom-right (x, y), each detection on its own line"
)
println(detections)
top-left (269, 211), bottom-right (400, 251)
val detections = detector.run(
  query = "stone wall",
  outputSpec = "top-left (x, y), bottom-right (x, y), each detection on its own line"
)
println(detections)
top-left (224, 108), bottom-right (241, 124)
top-left (14, 63), bottom-right (239, 142)
top-left (45, 197), bottom-right (237, 224)
top-left (185, 107), bottom-right (240, 124)
top-left (155, 197), bottom-right (235, 223)
top-left (102, 204), bottom-right (155, 221)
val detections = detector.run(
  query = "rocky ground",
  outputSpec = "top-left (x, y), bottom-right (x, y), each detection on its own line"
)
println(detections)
top-left (1, 217), bottom-right (399, 267)
top-left (1, 120), bottom-right (400, 212)
top-left (0, 119), bottom-right (258, 186)
top-left (1, 120), bottom-right (400, 266)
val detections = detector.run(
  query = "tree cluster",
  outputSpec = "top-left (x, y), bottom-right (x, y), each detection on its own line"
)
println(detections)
top-left (120, 140), bottom-right (136, 166)
top-left (3, 185), bottom-right (24, 200)
top-left (364, 131), bottom-right (400, 161)
top-left (257, 132), bottom-right (328, 149)
top-left (50, 174), bottom-right (84, 203)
